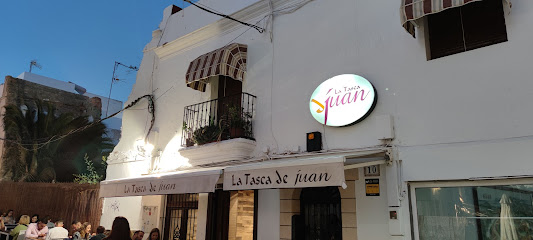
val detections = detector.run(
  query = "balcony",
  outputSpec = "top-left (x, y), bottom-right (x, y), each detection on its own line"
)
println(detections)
top-left (182, 92), bottom-right (256, 146)
top-left (179, 93), bottom-right (257, 165)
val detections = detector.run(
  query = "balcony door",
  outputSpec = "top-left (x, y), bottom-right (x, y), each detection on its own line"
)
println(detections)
top-left (218, 76), bottom-right (242, 99)
top-left (217, 76), bottom-right (242, 117)
top-left (216, 76), bottom-right (242, 139)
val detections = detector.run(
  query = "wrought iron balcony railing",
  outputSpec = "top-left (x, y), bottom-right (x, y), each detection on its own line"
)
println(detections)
top-left (182, 93), bottom-right (256, 147)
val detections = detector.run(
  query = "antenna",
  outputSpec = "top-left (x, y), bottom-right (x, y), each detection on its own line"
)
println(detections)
top-left (105, 61), bottom-right (139, 117)
top-left (29, 60), bottom-right (42, 73)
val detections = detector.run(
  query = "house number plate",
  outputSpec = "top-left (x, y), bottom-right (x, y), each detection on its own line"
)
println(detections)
top-left (364, 165), bottom-right (380, 177)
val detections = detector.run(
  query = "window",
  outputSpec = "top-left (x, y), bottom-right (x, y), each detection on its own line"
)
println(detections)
top-left (412, 182), bottom-right (533, 240)
top-left (427, 0), bottom-right (507, 59)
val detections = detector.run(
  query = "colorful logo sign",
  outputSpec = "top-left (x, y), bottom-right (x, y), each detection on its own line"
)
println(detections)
top-left (310, 74), bottom-right (376, 127)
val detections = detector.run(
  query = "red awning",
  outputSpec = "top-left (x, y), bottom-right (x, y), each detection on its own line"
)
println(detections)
top-left (185, 43), bottom-right (247, 92)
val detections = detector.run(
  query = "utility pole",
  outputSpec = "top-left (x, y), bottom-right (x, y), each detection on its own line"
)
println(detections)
top-left (105, 61), bottom-right (138, 117)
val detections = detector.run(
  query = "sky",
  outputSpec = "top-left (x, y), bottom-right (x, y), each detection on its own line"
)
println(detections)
top-left (0, 0), bottom-right (193, 103)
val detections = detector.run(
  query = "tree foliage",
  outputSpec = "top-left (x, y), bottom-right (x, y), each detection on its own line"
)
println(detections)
top-left (73, 154), bottom-right (107, 184)
top-left (1, 101), bottom-right (113, 182)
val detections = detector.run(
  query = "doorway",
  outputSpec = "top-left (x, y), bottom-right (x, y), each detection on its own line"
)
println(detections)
top-left (215, 76), bottom-right (244, 139)
top-left (299, 187), bottom-right (343, 240)
top-left (163, 194), bottom-right (199, 240)
top-left (206, 190), bottom-right (257, 240)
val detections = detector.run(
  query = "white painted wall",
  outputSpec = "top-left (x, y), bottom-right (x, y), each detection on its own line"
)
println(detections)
top-left (355, 165), bottom-right (391, 240)
top-left (157, 0), bottom-right (261, 47)
top-left (105, 0), bottom-right (533, 239)
top-left (101, 197), bottom-right (143, 230)
top-left (196, 193), bottom-right (209, 240)
top-left (257, 189), bottom-right (280, 240)
top-left (17, 72), bottom-right (77, 94)
top-left (101, 160), bottom-right (151, 229)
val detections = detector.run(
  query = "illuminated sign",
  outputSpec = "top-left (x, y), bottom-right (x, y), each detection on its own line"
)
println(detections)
top-left (310, 74), bottom-right (376, 127)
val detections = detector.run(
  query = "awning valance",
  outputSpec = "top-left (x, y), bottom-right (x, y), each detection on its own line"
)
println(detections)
top-left (223, 156), bottom-right (346, 191)
top-left (400, 0), bottom-right (511, 37)
top-left (99, 167), bottom-right (222, 198)
top-left (185, 43), bottom-right (247, 92)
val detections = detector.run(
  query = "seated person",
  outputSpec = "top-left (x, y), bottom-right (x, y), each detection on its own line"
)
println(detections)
top-left (4, 211), bottom-right (15, 225)
top-left (88, 227), bottom-right (106, 240)
top-left (44, 217), bottom-right (54, 230)
top-left (25, 220), bottom-right (48, 240)
top-left (0, 216), bottom-right (5, 232)
top-left (10, 215), bottom-right (30, 238)
top-left (45, 220), bottom-right (68, 240)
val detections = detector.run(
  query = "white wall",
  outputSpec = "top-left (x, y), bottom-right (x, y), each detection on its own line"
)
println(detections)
top-left (106, 0), bottom-right (533, 239)
top-left (196, 193), bottom-right (209, 240)
top-left (257, 189), bottom-right (280, 240)
top-left (17, 72), bottom-right (77, 93)
top-left (157, 0), bottom-right (261, 47)
top-left (101, 160), bottom-right (151, 229)
top-left (355, 165), bottom-right (391, 240)
top-left (101, 197), bottom-right (143, 230)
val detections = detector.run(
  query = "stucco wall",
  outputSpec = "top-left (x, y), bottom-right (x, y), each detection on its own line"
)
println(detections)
top-left (116, 0), bottom-right (531, 178)
top-left (105, 0), bottom-right (533, 239)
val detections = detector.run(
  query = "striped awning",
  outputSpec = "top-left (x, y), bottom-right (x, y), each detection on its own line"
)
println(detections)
top-left (185, 43), bottom-right (247, 92)
top-left (400, 0), bottom-right (511, 37)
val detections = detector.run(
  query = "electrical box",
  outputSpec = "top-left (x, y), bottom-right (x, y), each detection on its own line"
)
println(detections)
top-left (306, 132), bottom-right (322, 152)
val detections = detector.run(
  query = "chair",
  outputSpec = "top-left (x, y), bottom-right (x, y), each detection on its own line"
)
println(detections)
top-left (16, 230), bottom-right (25, 240)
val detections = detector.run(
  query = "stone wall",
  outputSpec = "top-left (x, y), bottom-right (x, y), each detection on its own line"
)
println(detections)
top-left (0, 76), bottom-right (103, 181)
top-left (228, 190), bottom-right (255, 240)
top-left (341, 169), bottom-right (358, 239)
top-left (2, 76), bottom-right (101, 119)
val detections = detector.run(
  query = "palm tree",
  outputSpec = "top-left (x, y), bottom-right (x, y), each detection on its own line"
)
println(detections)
top-left (1, 101), bottom-right (113, 182)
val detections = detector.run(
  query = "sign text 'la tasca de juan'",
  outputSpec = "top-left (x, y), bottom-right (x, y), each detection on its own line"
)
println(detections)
top-left (310, 74), bottom-right (377, 127)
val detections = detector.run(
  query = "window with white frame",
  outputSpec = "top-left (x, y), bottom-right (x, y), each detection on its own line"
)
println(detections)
top-left (412, 182), bottom-right (533, 240)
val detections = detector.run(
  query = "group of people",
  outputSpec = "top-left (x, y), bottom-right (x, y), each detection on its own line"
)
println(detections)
top-left (104, 217), bottom-right (161, 240)
top-left (1, 212), bottom-right (160, 240)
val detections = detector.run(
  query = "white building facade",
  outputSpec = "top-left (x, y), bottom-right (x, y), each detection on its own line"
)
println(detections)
top-left (100, 0), bottom-right (533, 240)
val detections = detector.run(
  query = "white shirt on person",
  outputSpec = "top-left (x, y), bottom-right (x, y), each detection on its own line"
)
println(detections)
top-left (45, 226), bottom-right (68, 240)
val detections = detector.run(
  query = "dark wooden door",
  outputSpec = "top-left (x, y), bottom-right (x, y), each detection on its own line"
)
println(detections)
top-left (206, 190), bottom-right (230, 240)
top-left (217, 76), bottom-right (243, 139)
top-left (163, 194), bottom-right (199, 240)
top-left (299, 187), bottom-right (343, 240)
top-left (217, 76), bottom-right (242, 117)
top-left (218, 76), bottom-right (242, 99)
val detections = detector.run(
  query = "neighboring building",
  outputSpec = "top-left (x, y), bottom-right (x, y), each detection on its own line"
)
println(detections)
top-left (0, 76), bottom-right (103, 180)
top-left (100, 1), bottom-right (530, 240)
top-left (15, 72), bottom-right (124, 143)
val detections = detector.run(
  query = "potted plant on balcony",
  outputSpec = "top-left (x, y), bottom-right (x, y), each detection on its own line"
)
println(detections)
top-left (191, 120), bottom-right (224, 146)
top-left (182, 121), bottom-right (194, 147)
top-left (226, 105), bottom-right (252, 139)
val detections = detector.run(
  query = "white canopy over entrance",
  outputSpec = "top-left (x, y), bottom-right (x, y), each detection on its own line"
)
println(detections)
top-left (223, 149), bottom-right (387, 191)
top-left (99, 167), bottom-right (223, 198)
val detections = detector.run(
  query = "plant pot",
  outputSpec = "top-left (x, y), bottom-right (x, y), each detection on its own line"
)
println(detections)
top-left (229, 127), bottom-right (245, 138)
top-left (185, 138), bottom-right (195, 147)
